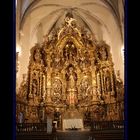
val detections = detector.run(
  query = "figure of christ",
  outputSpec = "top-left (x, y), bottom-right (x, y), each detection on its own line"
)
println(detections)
top-left (63, 42), bottom-right (77, 61)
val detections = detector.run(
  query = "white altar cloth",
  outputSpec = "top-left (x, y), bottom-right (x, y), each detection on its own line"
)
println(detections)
top-left (63, 119), bottom-right (83, 130)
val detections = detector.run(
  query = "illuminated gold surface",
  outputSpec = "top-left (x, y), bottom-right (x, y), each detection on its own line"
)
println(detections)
top-left (16, 14), bottom-right (124, 124)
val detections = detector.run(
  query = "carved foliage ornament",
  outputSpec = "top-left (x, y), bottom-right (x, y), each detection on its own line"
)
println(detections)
top-left (17, 13), bottom-right (124, 122)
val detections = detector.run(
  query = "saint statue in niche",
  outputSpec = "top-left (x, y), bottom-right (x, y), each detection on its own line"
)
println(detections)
top-left (105, 71), bottom-right (112, 92)
top-left (65, 66), bottom-right (78, 106)
top-left (65, 66), bottom-right (77, 90)
top-left (99, 47), bottom-right (108, 61)
top-left (32, 79), bottom-right (38, 95)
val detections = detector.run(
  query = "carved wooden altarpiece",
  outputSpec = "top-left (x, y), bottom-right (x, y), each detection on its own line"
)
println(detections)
top-left (16, 13), bottom-right (124, 127)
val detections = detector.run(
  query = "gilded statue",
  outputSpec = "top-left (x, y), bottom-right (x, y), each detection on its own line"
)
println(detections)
top-left (100, 47), bottom-right (108, 61)
top-left (65, 66), bottom-right (78, 107)
top-left (65, 66), bottom-right (77, 90)
top-left (65, 15), bottom-right (76, 27)
top-left (96, 42), bottom-right (111, 63)
top-left (63, 41), bottom-right (77, 62)
top-left (105, 75), bottom-right (112, 92)
top-left (32, 79), bottom-right (38, 95)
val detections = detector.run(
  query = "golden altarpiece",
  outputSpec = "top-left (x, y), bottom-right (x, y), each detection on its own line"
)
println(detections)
top-left (16, 13), bottom-right (124, 129)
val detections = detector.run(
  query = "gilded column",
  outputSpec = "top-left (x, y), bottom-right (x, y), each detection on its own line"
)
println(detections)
top-left (46, 70), bottom-right (52, 104)
top-left (44, 50), bottom-right (52, 104)
top-left (110, 69), bottom-right (115, 96)
top-left (100, 69), bottom-right (104, 95)
top-left (29, 70), bottom-right (33, 98)
top-left (98, 71), bottom-right (102, 95)
top-left (42, 74), bottom-right (46, 100)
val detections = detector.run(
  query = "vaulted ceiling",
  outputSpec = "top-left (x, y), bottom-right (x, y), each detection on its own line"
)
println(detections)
top-left (16, 0), bottom-right (124, 84)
